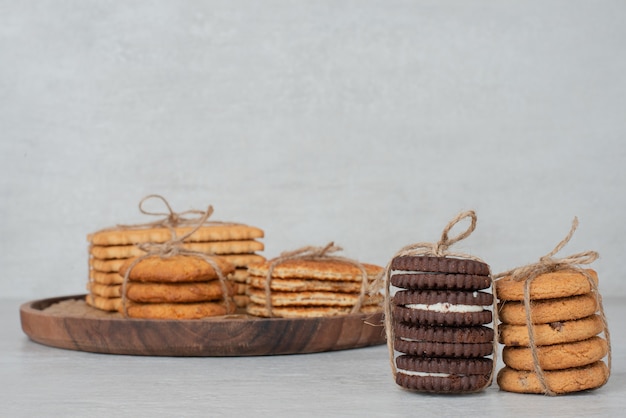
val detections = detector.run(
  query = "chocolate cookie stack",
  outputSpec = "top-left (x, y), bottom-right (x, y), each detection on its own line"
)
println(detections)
top-left (245, 259), bottom-right (384, 318)
top-left (389, 255), bottom-right (495, 393)
top-left (496, 269), bottom-right (609, 394)
top-left (87, 223), bottom-right (265, 312)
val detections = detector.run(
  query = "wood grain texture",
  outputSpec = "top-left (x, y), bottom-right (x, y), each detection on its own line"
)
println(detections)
top-left (20, 295), bottom-right (385, 356)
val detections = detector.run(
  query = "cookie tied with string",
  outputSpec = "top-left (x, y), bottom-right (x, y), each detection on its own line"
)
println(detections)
top-left (494, 217), bottom-right (611, 395)
top-left (382, 210), bottom-right (496, 394)
top-left (86, 195), bottom-right (266, 312)
top-left (246, 243), bottom-right (383, 318)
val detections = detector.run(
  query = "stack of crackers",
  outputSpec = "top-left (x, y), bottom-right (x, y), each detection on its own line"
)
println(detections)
top-left (245, 259), bottom-right (384, 318)
top-left (496, 269), bottom-right (609, 394)
top-left (87, 223), bottom-right (265, 313)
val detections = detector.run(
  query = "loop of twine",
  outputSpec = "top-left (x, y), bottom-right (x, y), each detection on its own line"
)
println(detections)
top-left (114, 196), bottom-right (232, 317)
top-left (381, 210), bottom-right (498, 392)
top-left (263, 242), bottom-right (371, 317)
top-left (494, 217), bottom-right (611, 396)
top-left (120, 194), bottom-right (215, 230)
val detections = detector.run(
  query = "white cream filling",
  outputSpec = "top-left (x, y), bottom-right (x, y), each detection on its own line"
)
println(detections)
top-left (405, 302), bottom-right (485, 313)
top-left (397, 369), bottom-right (451, 378)
top-left (391, 270), bottom-right (432, 276)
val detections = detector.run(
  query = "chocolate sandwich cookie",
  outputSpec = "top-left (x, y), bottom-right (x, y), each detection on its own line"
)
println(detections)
top-left (395, 355), bottom-right (493, 393)
top-left (391, 273), bottom-right (491, 291)
top-left (385, 215), bottom-right (495, 394)
top-left (392, 256), bottom-right (490, 276)
top-left (392, 290), bottom-right (493, 326)
top-left (394, 322), bottom-right (494, 357)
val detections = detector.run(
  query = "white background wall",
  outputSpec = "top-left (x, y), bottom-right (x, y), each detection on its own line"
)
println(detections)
top-left (2, 0), bottom-right (625, 300)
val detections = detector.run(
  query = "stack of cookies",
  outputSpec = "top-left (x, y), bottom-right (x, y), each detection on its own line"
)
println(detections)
top-left (245, 259), bottom-right (384, 318)
top-left (87, 223), bottom-right (265, 312)
top-left (389, 255), bottom-right (495, 393)
top-left (115, 254), bottom-right (236, 319)
top-left (496, 269), bottom-right (609, 394)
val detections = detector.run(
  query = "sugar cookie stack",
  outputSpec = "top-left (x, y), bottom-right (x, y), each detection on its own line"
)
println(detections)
top-left (87, 223), bottom-right (265, 312)
top-left (113, 254), bottom-right (235, 319)
top-left (496, 269), bottom-right (609, 394)
top-left (245, 259), bottom-right (383, 318)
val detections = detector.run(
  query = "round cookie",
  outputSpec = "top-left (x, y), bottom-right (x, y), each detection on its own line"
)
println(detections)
top-left (392, 290), bottom-right (493, 326)
top-left (498, 314), bottom-right (604, 347)
top-left (393, 306), bottom-right (492, 326)
top-left (394, 289), bottom-right (494, 307)
top-left (391, 273), bottom-right (491, 291)
top-left (503, 336), bottom-right (608, 370)
top-left (394, 338), bottom-right (494, 358)
top-left (496, 269), bottom-right (598, 301)
top-left (396, 355), bottom-right (492, 393)
top-left (498, 293), bottom-right (598, 324)
top-left (125, 280), bottom-right (235, 303)
top-left (119, 254), bottom-right (235, 283)
top-left (124, 300), bottom-right (236, 319)
top-left (497, 361), bottom-right (609, 394)
top-left (391, 256), bottom-right (490, 276)
top-left (394, 322), bottom-right (494, 344)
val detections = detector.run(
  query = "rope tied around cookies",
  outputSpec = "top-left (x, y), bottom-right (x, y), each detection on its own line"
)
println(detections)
top-left (494, 217), bottom-right (611, 396)
top-left (380, 210), bottom-right (498, 391)
top-left (262, 242), bottom-right (373, 317)
top-left (118, 199), bottom-right (233, 318)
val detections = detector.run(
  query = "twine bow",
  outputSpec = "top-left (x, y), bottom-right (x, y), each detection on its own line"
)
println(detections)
top-left (263, 242), bottom-right (371, 317)
top-left (381, 210), bottom-right (497, 391)
top-left (115, 195), bottom-right (232, 317)
top-left (494, 217), bottom-right (610, 396)
top-left (118, 194), bottom-right (215, 230)
top-left (386, 210), bottom-right (479, 260)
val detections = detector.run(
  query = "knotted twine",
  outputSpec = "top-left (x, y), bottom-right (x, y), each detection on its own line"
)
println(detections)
top-left (96, 195), bottom-right (233, 317)
top-left (262, 242), bottom-right (373, 317)
top-left (379, 210), bottom-right (499, 389)
top-left (494, 217), bottom-right (611, 396)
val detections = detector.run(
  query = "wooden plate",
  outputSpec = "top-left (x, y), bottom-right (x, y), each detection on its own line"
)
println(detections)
top-left (20, 295), bottom-right (386, 356)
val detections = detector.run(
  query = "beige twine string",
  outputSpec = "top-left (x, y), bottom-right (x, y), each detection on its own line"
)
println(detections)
top-left (116, 197), bottom-right (232, 317)
top-left (262, 242), bottom-right (372, 317)
top-left (88, 194), bottom-right (233, 240)
top-left (379, 210), bottom-right (499, 391)
top-left (494, 217), bottom-right (611, 396)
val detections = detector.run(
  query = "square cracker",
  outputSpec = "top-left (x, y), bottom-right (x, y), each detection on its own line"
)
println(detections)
top-left (90, 240), bottom-right (264, 260)
top-left (88, 224), bottom-right (264, 246)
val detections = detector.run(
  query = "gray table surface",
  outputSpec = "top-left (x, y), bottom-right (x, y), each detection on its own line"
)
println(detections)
top-left (3, 297), bottom-right (625, 417)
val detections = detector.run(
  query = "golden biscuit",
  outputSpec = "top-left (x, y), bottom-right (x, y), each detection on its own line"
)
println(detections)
top-left (247, 288), bottom-right (383, 307)
top-left (246, 302), bottom-right (382, 318)
top-left (497, 361), bottom-right (609, 394)
top-left (90, 240), bottom-right (264, 259)
top-left (498, 314), bottom-right (604, 347)
top-left (498, 293), bottom-right (598, 325)
top-left (124, 301), bottom-right (235, 319)
top-left (247, 276), bottom-right (374, 293)
top-left (502, 337), bottom-right (608, 371)
top-left (88, 224), bottom-right (264, 246)
top-left (248, 259), bottom-right (383, 282)
top-left (125, 281), bottom-right (234, 303)
top-left (496, 269), bottom-right (598, 301)
top-left (118, 255), bottom-right (235, 283)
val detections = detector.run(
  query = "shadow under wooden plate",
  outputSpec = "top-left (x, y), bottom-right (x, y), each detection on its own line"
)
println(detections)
top-left (20, 295), bottom-right (386, 356)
